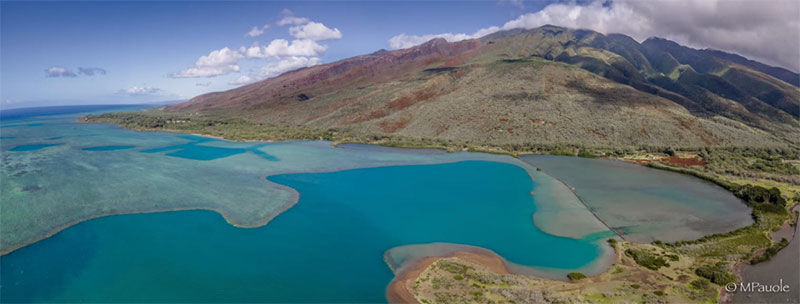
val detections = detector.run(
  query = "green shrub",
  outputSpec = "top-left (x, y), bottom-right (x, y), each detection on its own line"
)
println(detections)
top-left (691, 279), bottom-right (711, 290)
top-left (665, 254), bottom-right (679, 261)
top-left (626, 249), bottom-right (670, 270)
top-left (737, 185), bottom-right (786, 206)
top-left (567, 272), bottom-right (587, 280)
top-left (438, 260), bottom-right (470, 274)
top-left (577, 149), bottom-right (599, 158)
top-left (751, 238), bottom-right (790, 264)
top-left (695, 263), bottom-right (736, 285)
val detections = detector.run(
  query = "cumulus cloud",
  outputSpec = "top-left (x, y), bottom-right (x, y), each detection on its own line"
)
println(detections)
top-left (176, 9), bottom-right (339, 83)
top-left (263, 39), bottom-right (327, 57)
top-left (230, 56), bottom-right (321, 85)
top-left (171, 47), bottom-right (243, 78)
top-left (119, 85), bottom-right (162, 96)
top-left (78, 67), bottom-right (107, 76)
top-left (246, 25), bottom-right (270, 37)
top-left (229, 75), bottom-right (254, 85)
top-left (44, 66), bottom-right (77, 77)
top-left (389, 27), bottom-right (500, 49)
top-left (259, 56), bottom-right (321, 77)
top-left (241, 39), bottom-right (327, 59)
top-left (389, 0), bottom-right (800, 71)
top-left (289, 22), bottom-right (342, 41)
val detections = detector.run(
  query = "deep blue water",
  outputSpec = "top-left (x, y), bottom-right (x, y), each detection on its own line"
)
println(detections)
top-left (8, 144), bottom-right (61, 151)
top-left (139, 136), bottom-right (278, 161)
top-left (0, 161), bottom-right (602, 303)
top-left (0, 105), bottom-right (140, 121)
top-left (82, 145), bottom-right (136, 151)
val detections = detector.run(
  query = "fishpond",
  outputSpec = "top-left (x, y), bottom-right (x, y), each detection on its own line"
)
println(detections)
top-left (0, 105), bottom-right (753, 302)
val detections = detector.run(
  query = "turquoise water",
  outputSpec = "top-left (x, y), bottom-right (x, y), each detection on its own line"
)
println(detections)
top-left (1, 105), bottom-right (615, 302)
top-left (0, 105), bottom-right (753, 302)
top-left (1, 161), bottom-right (601, 303)
top-left (83, 145), bottom-right (136, 151)
top-left (520, 155), bottom-right (753, 242)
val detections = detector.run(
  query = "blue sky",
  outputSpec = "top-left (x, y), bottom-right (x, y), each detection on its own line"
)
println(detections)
top-left (2, 1), bottom-right (797, 109)
top-left (0, 1), bottom-right (541, 108)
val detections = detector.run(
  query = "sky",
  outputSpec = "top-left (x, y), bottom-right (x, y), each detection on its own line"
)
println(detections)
top-left (1, 0), bottom-right (798, 109)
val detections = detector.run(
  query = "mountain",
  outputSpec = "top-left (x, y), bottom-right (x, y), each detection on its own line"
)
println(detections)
top-left (167, 25), bottom-right (800, 148)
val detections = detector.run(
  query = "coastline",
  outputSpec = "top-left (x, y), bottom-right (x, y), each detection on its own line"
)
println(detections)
top-left (385, 240), bottom-right (627, 304)
top-left (1, 128), bottom-right (608, 258)
top-left (6, 118), bottom-right (794, 304)
top-left (725, 203), bottom-right (800, 303)
top-left (519, 156), bottom-right (627, 241)
top-left (386, 250), bottom-right (512, 304)
top-left (1, 175), bottom-right (302, 256)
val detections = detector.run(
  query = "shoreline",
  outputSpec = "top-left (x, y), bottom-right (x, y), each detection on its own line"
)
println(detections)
top-left (1, 137), bottom-right (602, 257)
top-left (519, 158), bottom-right (627, 241)
top-left (386, 241), bottom-right (626, 304)
top-left (386, 250), bottom-right (512, 304)
top-left (1, 176), bottom-right (303, 256)
top-left (6, 118), bottom-right (793, 304)
top-left (722, 202), bottom-right (800, 303)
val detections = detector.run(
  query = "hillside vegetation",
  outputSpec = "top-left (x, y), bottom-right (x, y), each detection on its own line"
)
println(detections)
top-left (89, 26), bottom-right (799, 150)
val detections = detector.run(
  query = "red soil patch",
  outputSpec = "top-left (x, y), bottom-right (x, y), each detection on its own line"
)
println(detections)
top-left (387, 96), bottom-right (415, 111)
top-left (387, 89), bottom-right (440, 111)
top-left (379, 115), bottom-right (412, 133)
top-left (588, 128), bottom-right (608, 140)
top-left (660, 156), bottom-right (707, 167)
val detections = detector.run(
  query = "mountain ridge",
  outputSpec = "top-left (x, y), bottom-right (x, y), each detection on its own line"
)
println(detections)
top-left (165, 26), bottom-right (799, 148)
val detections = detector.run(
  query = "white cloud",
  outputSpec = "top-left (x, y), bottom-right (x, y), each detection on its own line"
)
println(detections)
top-left (120, 85), bottom-right (162, 96)
top-left (241, 44), bottom-right (265, 58)
top-left (388, 30), bottom-right (494, 50)
top-left (288, 22), bottom-right (342, 41)
top-left (194, 47), bottom-right (242, 67)
top-left (239, 40), bottom-right (327, 59)
top-left (171, 47), bottom-right (243, 78)
top-left (387, 0), bottom-right (800, 71)
top-left (229, 56), bottom-right (321, 86)
top-left (229, 75), bottom-right (254, 85)
top-left (260, 56), bottom-right (321, 77)
top-left (176, 10), bottom-right (340, 84)
top-left (262, 39), bottom-right (328, 57)
top-left (277, 16), bottom-right (310, 26)
top-left (44, 66), bottom-right (77, 77)
top-left (196, 82), bottom-right (211, 87)
top-left (246, 25), bottom-right (270, 37)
